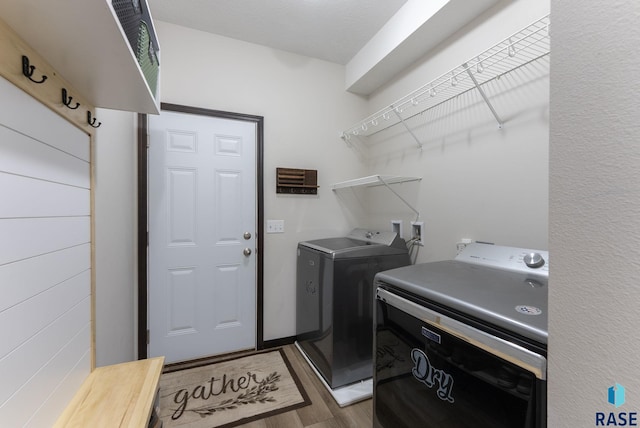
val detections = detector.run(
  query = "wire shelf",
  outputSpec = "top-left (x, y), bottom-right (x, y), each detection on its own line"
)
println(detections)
top-left (332, 175), bottom-right (421, 189)
top-left (341, 14), bottom-right (550, 145)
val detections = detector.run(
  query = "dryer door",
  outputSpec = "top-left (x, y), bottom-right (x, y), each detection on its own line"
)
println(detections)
top-left (374, 288), bottom-right (546, 428)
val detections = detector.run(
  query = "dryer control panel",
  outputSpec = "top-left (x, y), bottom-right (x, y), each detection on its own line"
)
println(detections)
top-left (455, 242), bottom-right (549, 277)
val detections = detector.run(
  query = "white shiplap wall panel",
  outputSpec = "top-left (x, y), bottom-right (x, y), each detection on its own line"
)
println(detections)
top-left (24, 349), bottom-right (90, 428)
top-left (0, 243), bottom-right (90, 312)
top-left (0, 217), bottom-right (90, 265)
top-left (0, 126), bottom-right (89, 188)
top-left (0, 78), bottom-right (89, 161)
top-left (0, 296), bottom-right (90, 406)
top-left (0, 74), bottom-right (91, 426)
top-left (0, 315), bottom-right (91, 427)
top-left (0, 173), bottom-right (90, 218)
top-left (0, 269), bottom-right (90, 360)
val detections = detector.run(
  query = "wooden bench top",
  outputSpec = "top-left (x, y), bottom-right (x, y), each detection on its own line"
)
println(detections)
top-left (54, 357), bottom-right (165, 428)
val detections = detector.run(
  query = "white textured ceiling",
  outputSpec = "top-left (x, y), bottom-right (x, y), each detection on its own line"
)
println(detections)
top-left (146, 0), bottom-right (408, 65)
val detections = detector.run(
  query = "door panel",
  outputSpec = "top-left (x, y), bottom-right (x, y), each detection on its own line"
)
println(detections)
top-left (167, 168), bottom-right (196, 245)
top-left (148, 109), bottom-right (256, 363)
top-left (167, 267), bottom-right (197, 334)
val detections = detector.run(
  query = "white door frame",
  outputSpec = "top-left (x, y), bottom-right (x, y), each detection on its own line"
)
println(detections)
top-left (137, 103), bottom-right (264, 359)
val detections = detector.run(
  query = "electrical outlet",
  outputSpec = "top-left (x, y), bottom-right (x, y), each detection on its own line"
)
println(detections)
top-left (266, 219), bottom-right (284, 233)
top-left (411, 221), bottom-right (424, 246)
top-left (391, 220), bottom-right (403, 238)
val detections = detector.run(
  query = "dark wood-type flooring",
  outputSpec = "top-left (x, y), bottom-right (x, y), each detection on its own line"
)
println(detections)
top-left (239, 344), bottom-right (372, 428)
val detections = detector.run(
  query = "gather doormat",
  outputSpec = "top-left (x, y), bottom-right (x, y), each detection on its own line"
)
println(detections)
top-left (158, 349), bottom-right (311, 428)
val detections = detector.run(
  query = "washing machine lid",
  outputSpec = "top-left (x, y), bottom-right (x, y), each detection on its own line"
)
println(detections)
top-left (299, 228), bottom-right (408, 258)
top-left (375, 260), bottom-right (548, 345)
top-left (300, 237), bottom-right (372, 252)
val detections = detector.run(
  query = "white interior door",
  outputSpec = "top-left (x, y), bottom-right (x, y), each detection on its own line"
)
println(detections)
top-left (148, 108), bottom-right (256, 363)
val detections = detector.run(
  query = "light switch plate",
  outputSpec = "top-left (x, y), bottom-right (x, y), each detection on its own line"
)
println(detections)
top-left (266, 219), bottom-right (284, 233)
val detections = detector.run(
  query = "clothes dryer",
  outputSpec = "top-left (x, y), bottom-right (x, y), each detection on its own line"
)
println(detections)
top-left (373, 242), bottom-right (548, 427)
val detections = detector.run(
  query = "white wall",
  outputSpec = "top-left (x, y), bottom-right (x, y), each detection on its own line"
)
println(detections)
top-left (155, 21), bottom-right (370, 341)
top-left (549, 0), bottom-right (640, 424)
top-left (94, 108), bottom-right (138, 366)
top-left (360, 0), bottom-right (550, 262)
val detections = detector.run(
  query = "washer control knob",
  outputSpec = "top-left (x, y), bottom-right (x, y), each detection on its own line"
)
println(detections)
top-left (523, 252), bottom-right (545, 268)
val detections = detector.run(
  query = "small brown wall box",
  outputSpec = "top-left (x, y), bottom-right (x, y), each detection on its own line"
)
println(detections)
top-left (276, 168), bottom-right (319, 194)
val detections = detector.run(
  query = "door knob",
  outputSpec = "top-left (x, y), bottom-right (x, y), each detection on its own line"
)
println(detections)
top-left (243, 231), bottom-right (252, 240)
top-left (243, 248), bottom-right (252, 256)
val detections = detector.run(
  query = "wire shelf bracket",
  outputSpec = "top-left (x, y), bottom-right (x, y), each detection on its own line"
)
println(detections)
top-left (392, 106), bottom-right (423, 150)
top-left (462, 62), bottom-right (503, 128)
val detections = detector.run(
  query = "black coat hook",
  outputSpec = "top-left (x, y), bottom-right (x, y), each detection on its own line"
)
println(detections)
top-left (62, 88), bottom-right (80, 109)
top-left (87, 111), bottom-right (101, 128)
top-left (22, 55), bottom-right (47, 84)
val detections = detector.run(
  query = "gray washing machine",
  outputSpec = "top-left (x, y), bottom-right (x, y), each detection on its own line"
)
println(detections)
top-left (296, 228), bottom-right (410, 390)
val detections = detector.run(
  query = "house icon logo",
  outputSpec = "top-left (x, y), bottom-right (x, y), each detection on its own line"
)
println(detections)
top-left (596, 383), bottom-right (637, 426)
top-left (609, 384), bottom-right (626, 408)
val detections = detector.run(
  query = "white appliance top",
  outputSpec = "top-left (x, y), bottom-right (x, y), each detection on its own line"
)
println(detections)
top-left (455, 242), bottom-right (549, 277)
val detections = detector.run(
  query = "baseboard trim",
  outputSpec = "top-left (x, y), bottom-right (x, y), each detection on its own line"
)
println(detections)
top-left (263, 335), bottom-right (296, 349)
